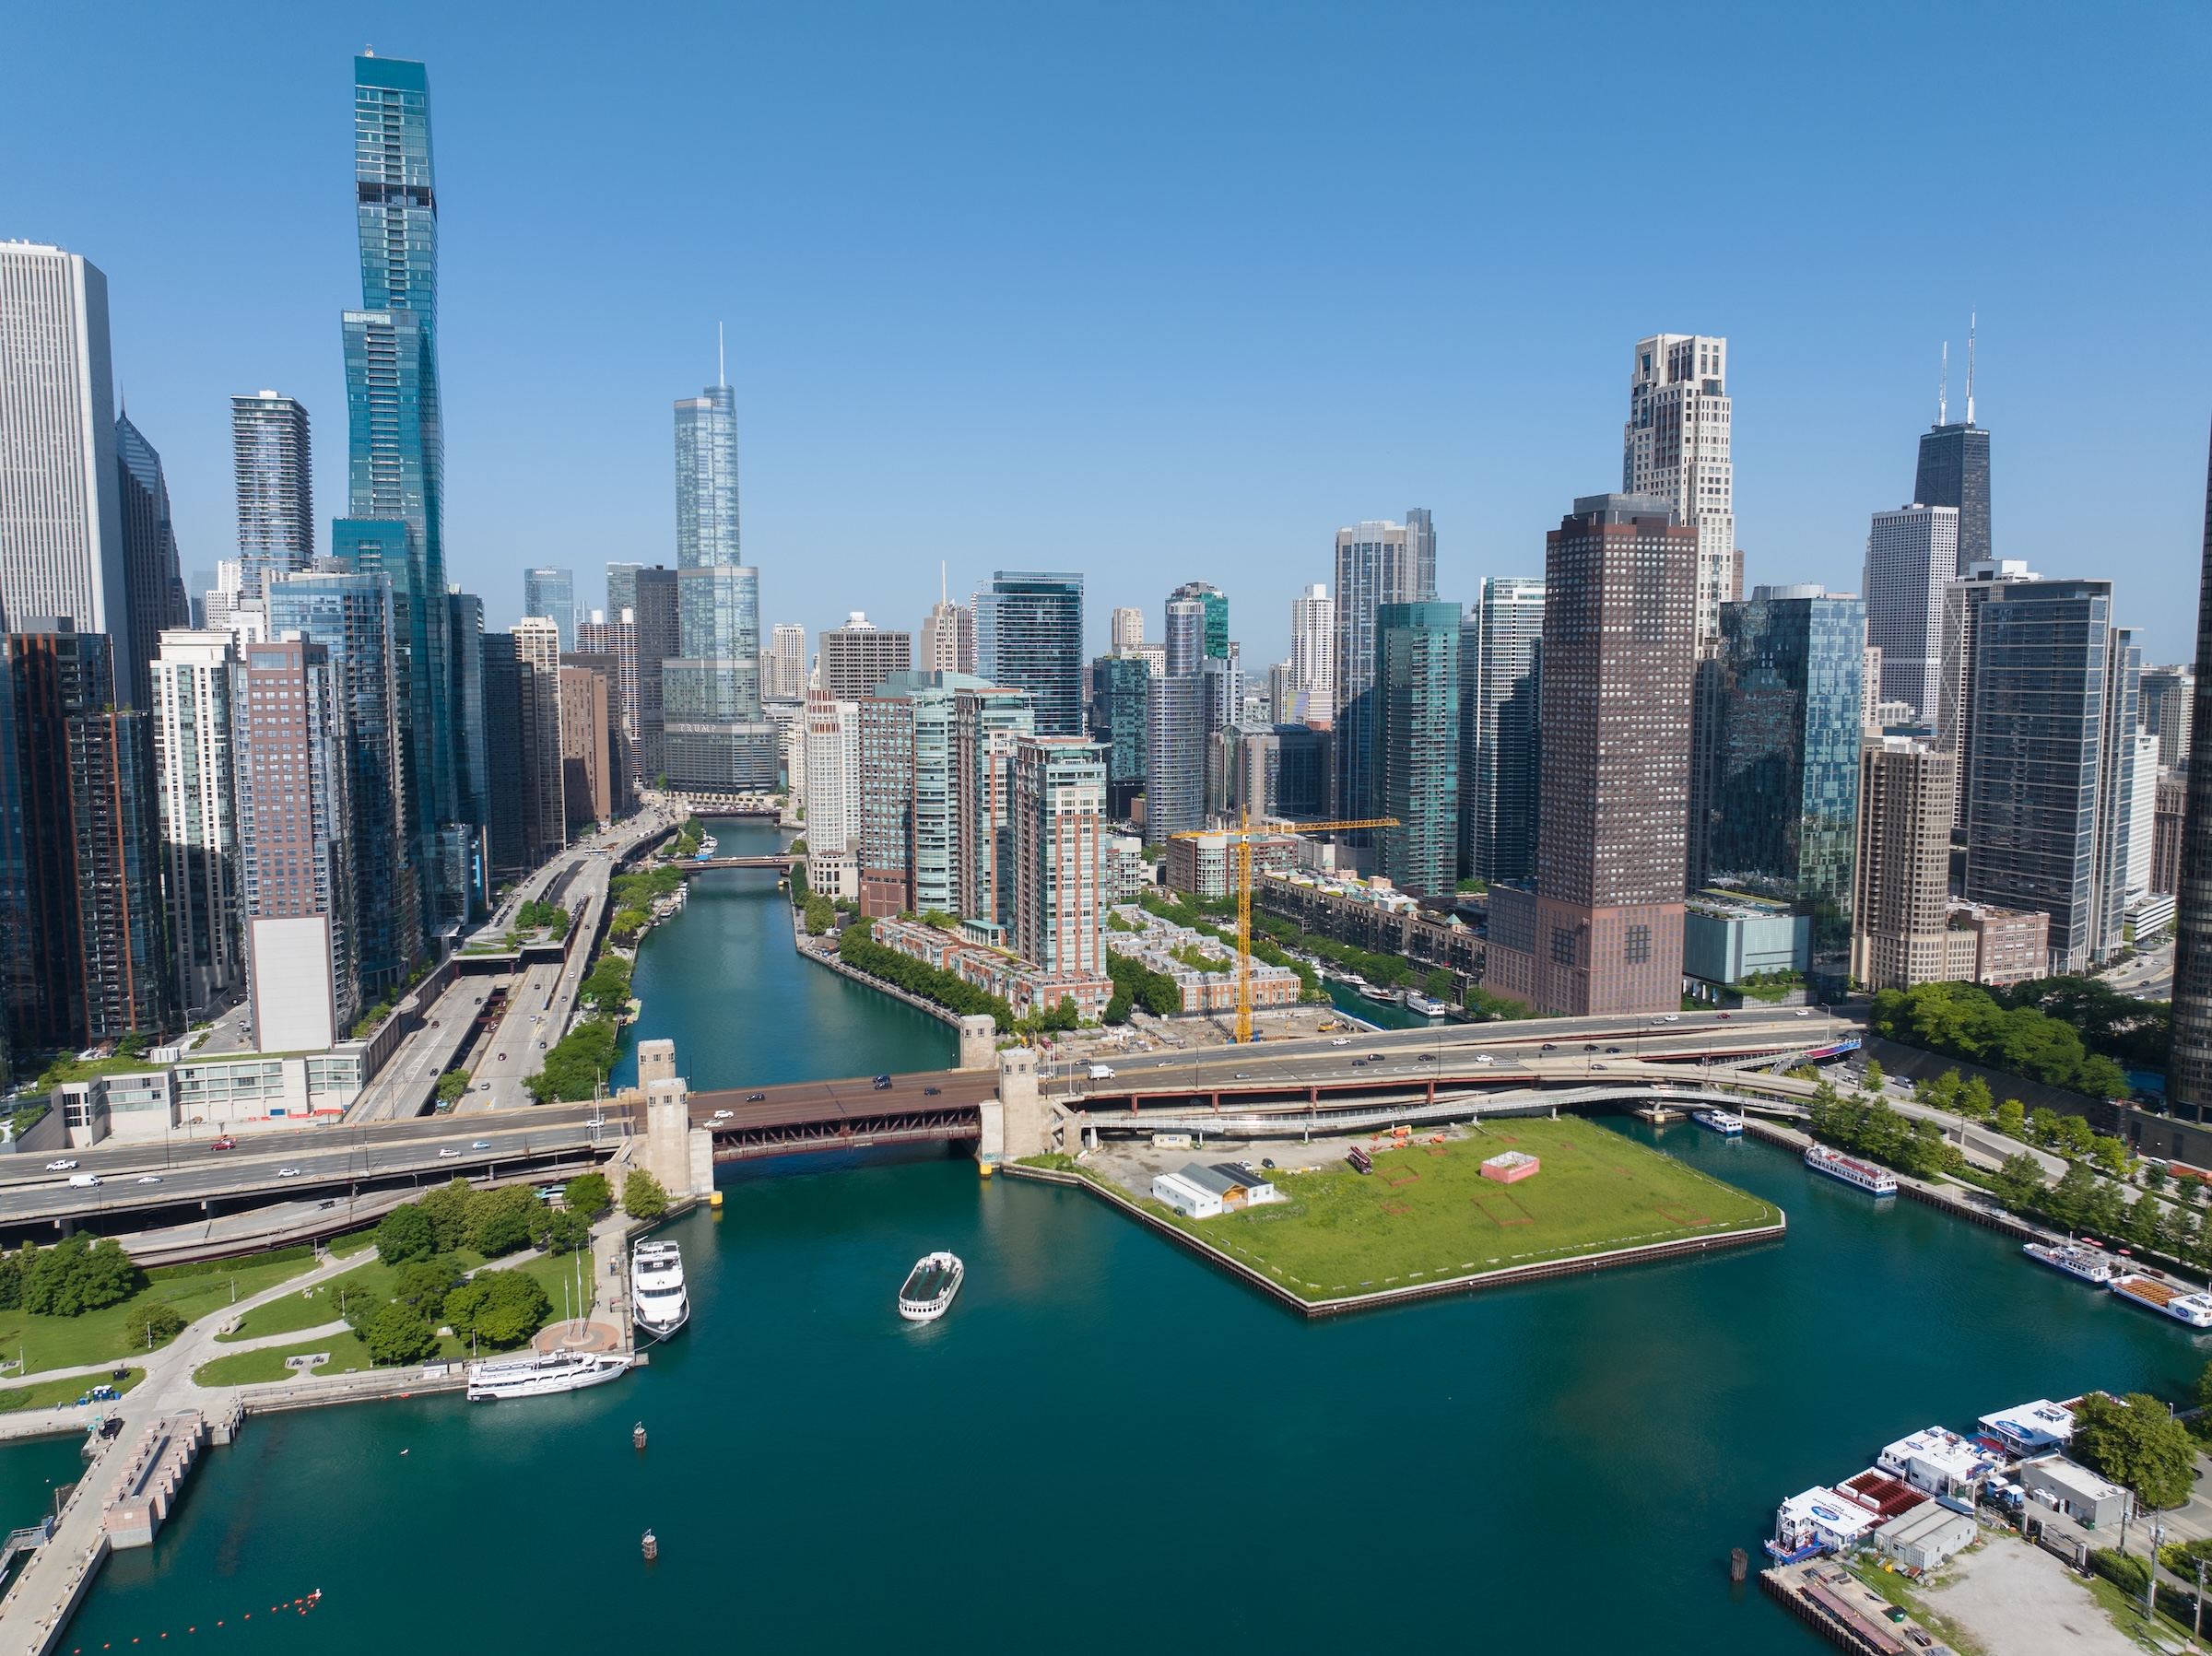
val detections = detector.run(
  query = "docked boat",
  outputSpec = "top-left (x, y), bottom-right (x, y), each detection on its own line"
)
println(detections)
top-left (2111, 1274), bottom-right (2212, 1327)
top-left (1803, 1144), bottom-right (1897, 1196)
top-left (1693, 1110), bottom-right (1745, 1136)
top-left (465, 1348), bottom-right (631, 1401)
top-left (897, 1251), bottom-right (964, 1322)
top-left (698, 834), bottom-right (718, 854)
top-left (1404, 992), bottom-right (1447, 1017)
top-left (632, 1239), bottom-right (689, 1339)
top-left (2023, 1240), bottom-right (2115, 1286)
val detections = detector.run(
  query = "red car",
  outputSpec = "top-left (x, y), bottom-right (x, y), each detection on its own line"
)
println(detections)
top-left (210, 1136), bottom-right (237, 1151)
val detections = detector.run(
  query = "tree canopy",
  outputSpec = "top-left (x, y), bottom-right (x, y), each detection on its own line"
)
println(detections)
top-left (2071, 1392), bottom-right (2199, 1509)
top-left (444, 1269), bottom-right (551, 1349)
top-left (361, 1300), bottom-right (440, 1366)
top-left (1869, 981), bottom-right (2131, 1099)
top-left (22, 1237), bottom-right (145, 1317)
top-left (623, 1169), bottom-right (669, 1222)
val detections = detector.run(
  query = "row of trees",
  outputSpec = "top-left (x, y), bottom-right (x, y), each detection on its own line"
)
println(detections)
top-left (835, 918), bottom-right (1018, 1030)
top-left (1804, 1085), bottom-right (1969, 1180)
top-left (1868, 981), bottom-right (2132, 1099)
top-left (0, 1236), bottom-right (144, 1316)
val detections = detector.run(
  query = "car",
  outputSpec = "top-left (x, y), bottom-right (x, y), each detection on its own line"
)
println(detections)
top-left (1795, 1008), bottom-right (1811, 1017)
top-left (1351, 1060), bottom-right (1366, 1068)
top-left (497, 1052), bottom-right (507, 1062)
top-left (1369, 1054), bottom-right (1384, 1062)
top-left (136, 1174), bottom-right (161, 1185)
top-left (1417, 1053), bottom-right (1436, 1063)
top-left (1233, 1072), bottom-right (1249, 1080)
top-left (744, 1091), bottom-right (767, 1103)
top-left (438, 1147), bottom-right (460, 1158)
top-left (1605, 1046), bottom-right (1621, 1053)
top-left (1541, 1042), bottom-right (1558, 1051)
top-left (871, 1075), bottom-right (893, 1091)
top-left (923, 1086), bottom-right (941, 1096)
top-left (210, 1136), bottom-right (236, 1151)
top-left (1592, 1063), bottom-right (1608, 1071)
top-left (1261, 1157), bottom-right (1276, 1169)
top-left (1651, 1017), bottom-right (1666, 1026)
top-left (1665, 1013), bottom-right (1679, 1022)
top-left (472, 1141), bottom-right (490, 1151)
top-left (1474, 1053), bottom-right (1495, 1065)
top-left (44, 1159), bottom-right (76, 1171)
top-left (537, 1039), bottom-right (547, 1050)
top-left (1156, 1061), bottom-right (1171, 1069)
top-left (1330, 1037), bottom-right (1350, 1047)
top-left (712, 1109), bottom-right (734, 1119)
top-left (277, 1168), bottom-right (301, 1179)
top-left (1583, 1043), bottom-right (1598, 1052)
top-left (429, 1019), bottom-right (440, 1028)
top-left (1715, 1013), bottom-right (1731, 1020)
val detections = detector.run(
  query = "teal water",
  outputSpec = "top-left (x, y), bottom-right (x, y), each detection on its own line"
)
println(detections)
top-left (30, 819), bottom-right (2212, 1652)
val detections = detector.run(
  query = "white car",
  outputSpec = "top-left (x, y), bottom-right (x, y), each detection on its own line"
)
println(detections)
top-left (45, 1159), bottom-right (76, 1171)
top-left (1794, 1008), bottom-right (1811, 1017)
top-left (438, 1147), bottom-right (460, 1157)
top-left (277, 1167), bottom-right (301, 1179)
top-left (1474, 1053), bottom-right (1495, 1065)
top-left (135, 1175), bottom-right (162, 1185)
top-left (1330, 1037), bottom-right (1350, 1047)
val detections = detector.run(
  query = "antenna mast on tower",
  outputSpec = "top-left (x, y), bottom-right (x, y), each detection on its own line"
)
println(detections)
top-left (717, 322), bottom-right (726, 389)
top-left (1965, 311), bottom-right (1976, 426)
top-left (1939, 342), bottom-right (1947, 427)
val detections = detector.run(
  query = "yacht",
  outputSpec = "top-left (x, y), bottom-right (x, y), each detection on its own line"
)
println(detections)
top-left (466, 1348), bottom-right (631, 1402)
top-left (898, 1251), bottom-right (964, 1322)
top-left (2023, 1240), bottom-right (2115, 1286)
top-left (1803, 1143), bottom-right (1897, 1196)
top-left (632, 1239), bottom-right (690, 1339)
top-left (1693, 1110), bottom-right (1745, 1136)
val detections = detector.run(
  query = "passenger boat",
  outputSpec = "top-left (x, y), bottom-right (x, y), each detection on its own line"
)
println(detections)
top-left (1404, 992), bottom-right (1447, 1017)
top-left (897, 1251), bottom-right (964, 1322)
top-left (1693, 1110), bottom-right (1745, 1136)
top-left (632, 1239), bottom-right (689, 1340)
top-left (465, 1348), bottom-right (631, 1401)
top-left (1803, 1144), bottom-right (1897, 1196)
top-left (2022, 1241), bottom-right (2115, 1286)
top-left (2111, 1274), bottom-right (2212, 1327)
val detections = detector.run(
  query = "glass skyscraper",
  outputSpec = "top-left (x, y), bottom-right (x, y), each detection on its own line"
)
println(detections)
top-left (1696, 592), bottom-right (1865, 988)
top-left (1374, 601), bottom-right (1461, 897)
top-left (230, 393), bottom-right (312, 600)
top-left (1088, 652), bottom-right (1149, 819)
top-left (976, 571), bottom-right (1085, 736)
top-left (1460, 576), bottom-right (1544, 884)
top-left (523, 568), bottom-right (576, 652)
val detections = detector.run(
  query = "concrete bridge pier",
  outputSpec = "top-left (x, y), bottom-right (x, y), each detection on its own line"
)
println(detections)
top-left (637, 1039), bottom-right (715, 1198)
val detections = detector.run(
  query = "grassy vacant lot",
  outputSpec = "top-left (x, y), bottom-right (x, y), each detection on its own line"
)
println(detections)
top-left (194, 1332), bottom-right (469, 1388)
top-left (0, 1368), bottom-right (143, 1414)
top-left (0, 1250), bottom-right (322, 1376)
top-left (1136, 1116), bottom-right (1779, 1302)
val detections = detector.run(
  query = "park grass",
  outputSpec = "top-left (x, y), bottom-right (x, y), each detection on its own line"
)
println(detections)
top-left (328, 1228), bottom-right (379, 1258)
top-left (0, 1249), bottom-right (323, 1377)
top-left (0, 1368), bottom-right (144, 1414)
top-left (1130, 1115), bottom-right (1780, 1303)
top-left (193, 1332), bottom-right (467, 1388)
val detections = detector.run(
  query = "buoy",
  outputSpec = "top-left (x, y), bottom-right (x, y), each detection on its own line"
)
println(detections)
top-left (632, 1422), bottom-right (647, 1450)
top-left (641, 1529), bottom-right (659, 1562)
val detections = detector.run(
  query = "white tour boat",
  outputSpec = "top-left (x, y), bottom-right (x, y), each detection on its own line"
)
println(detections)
top-left (1693, 1110), bottom-right (1745, 1136)
top-left (632, 1239), bottom-right (690, 1339)
top-left (2022, 1241), bottom-right (2115, 1286)
top-left (1803, 1143), bottom-right (1898, 1196)
top-left (897, 1251), bottom-right (964, 1322)
top-left (465, 1348), bottom-right (631, 1402)
top-left (1404, 992), bottom-right (1448, 1017)
top-left (2111, 1273), bottom-right (2212, 1328)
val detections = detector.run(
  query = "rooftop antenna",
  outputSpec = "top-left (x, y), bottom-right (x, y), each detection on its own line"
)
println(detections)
top-left (940, 560), bottom-right (947, 605)
top-left (1938, 343), bottom-right (1947, 427)
top-left (717, 322), bottom-right (725, 390)
top-left (1965, 311), bottom-right (1976, 427)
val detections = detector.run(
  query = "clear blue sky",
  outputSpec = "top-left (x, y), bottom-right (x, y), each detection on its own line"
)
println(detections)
top-left (6, 2), bottom-right (2210, 666)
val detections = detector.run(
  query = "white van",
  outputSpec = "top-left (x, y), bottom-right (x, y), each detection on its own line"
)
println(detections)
top-left (66, 1173), bottom-right (100, 1189)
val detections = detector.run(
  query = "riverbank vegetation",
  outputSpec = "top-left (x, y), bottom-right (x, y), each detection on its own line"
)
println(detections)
top-left (376, 1178), bottom-right (592, 1262)
top-left (0, 1244), bottom-right (320, 1376)
top-left (835, 917), bottom-right (1018, 1029)
top-left (1869, 981), bottom-right (2132, 1099)
top-left (608, 864), bottom-right (684, 945)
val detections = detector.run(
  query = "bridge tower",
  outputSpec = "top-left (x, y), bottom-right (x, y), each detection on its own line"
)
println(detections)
top-left (636, 1039), bottom-right (713, 1198)
top-left (958, 1015), bottom-right (997, 1071)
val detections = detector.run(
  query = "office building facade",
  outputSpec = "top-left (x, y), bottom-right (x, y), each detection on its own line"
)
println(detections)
top-left (578, 610), bottom-right (641, 784)
top-left (151, 631), bottom-right (243, 1015)
top-left (766, 622), bottom-right (809, 699)
top-left (2143, 666), bottom-right (2195, 771)
top-left (1229, 723), bottom-right (1329, 820)
top-left (112, 413), bottom-right (191, 711)
top-left (481, 633), bottom-right (528, 883)
top-left (524, 568), bottom-right (576, 651)
top-left (512, 617), bottom-right (568, 863)
top-left (1460, 576), bottom-right (1544, 884)
top-left (1624, 335), bottom-right (1735, 650)
top-left (921, 600), bottom-right (975, 676)
top-left (447, 591), bottom-right (487, 845)
top-left (820, 614), bottom-right (912, 702)
top-left (1374, 601), bottom-right (1461, 897)
top-left (1914, 420), bottom-right (1992, 575)
top-left (803, 689), bottom-right (861, 857)
top-left (664, 382), bottom-right (774, 789)
top-left (1287, 582), bottom-right (1334, 727)
top-left (2174, 431), bottom-right (2212, 1118)
top-left (230, 393), bottom-right (312, 599)
top-left (558, 658), bottom-right (618, 828)
top-left (855, 691), bottom-right (916, 916)
top-left (1851, 739), bottom-right (1959, 991)
top-left (1332, 515), bottom-right (1436, 825)
top-left (1088, 652), bottom-right (1150, 819)
top-left (1864, 505), bottom-right (1960, 721)
top-left (975, 571), bottom-right (1084, 736)
top-left (1110, 607), bottom-right (1145, 655)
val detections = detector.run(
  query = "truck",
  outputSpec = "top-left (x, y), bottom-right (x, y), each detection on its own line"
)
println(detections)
top-left (1087, 1064), bottom-right (1117, 1080)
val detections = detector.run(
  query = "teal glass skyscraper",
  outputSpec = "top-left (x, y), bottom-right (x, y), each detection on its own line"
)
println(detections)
top-left (1374, 601), bottom-right (1461, 897)
top-left (344, 53), bottom-right (457, 889)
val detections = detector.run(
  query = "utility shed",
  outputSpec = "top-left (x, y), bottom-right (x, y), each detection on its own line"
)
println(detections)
top-left (2020, 1455), bottom-right (2129, 1531)
top-left (1152, 1171), bottom-right (1222, 1218)
top-left (1875, 1498), bottom-right (1976, 1571)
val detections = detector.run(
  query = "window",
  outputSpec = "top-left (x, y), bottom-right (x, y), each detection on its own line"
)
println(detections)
top-left (1549, 926), bottom-right (1578, 967)
top-left (1625, 924), bottom-right (1651, 964)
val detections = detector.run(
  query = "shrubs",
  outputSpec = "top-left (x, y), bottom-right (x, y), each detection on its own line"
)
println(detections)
top-left (623, 1169), bottom-right (668, 1222)
top-left (123, 1302), bottom-right (185, 1349)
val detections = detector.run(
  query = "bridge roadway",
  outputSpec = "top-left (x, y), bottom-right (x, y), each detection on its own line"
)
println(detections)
top-left (672, 854), bottom-right (795, 876)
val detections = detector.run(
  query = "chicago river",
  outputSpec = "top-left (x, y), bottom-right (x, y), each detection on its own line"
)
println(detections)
top-left (19, 824), bottom-right (2210, 1651)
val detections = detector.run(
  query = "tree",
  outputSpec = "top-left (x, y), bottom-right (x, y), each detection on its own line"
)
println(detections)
top-left (2191, 1357), bottom-right (2212, 1415)
top-left (124, 1301), bottom-right (185, 1349)
top-left (2146, 1163), bottom-right (2171, 1192)
top-left (563, 1172), bottom-right (612, 1217)
top-left (2071, 1392), bottom-right (2200, 1509)
top-left (1993, 1152), bottom-right (2046, 1212)
top-left (2092, 1134), bottom-right (2131, 1176)
top-left (623, 1169), bottom-right (669, 1221)
top-left (374, 1203), bottom-right (438, 1265)
top-left (540, 1207), bottom-right (594, 1254)
top-left (805, 894), bottom-right (834, 935)
top-left (1995, 1098), bottom-right (2026, 1139)
top-left (2047, 1162), bottom-right (2098, 1230)
top-left (418, 1179), bottom-right (474, 1253)
top-left (362, 1300), bottom-right (440, 1366)
top-left (1961, 1076), bottom-right (1994, 1120)
top-left (24, 1237), bottom-right (144, 1317)
top-left (435, 1068), bottom-right (469, 1106)
top-left (444, 1269), bottom-right (550, 1349)
top-left (1863, 1060), bottom-right (1885, 1093)
top-left (2055, 1114), bottom-right (2097, 1157)
top-left (0, 1244), bottom-right (32, 1311)
top-left (391, 1257), bottom-right (461, 1322)
top-left (464, 1185), bottom-right (541, 1258)
top-left (1423, 969), bottom-right (1455, 1001)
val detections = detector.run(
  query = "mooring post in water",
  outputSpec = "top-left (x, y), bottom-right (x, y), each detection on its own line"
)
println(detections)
top-left (1729, 1547), bottom-right (1747, 1583)
top-left (632, 1421), bottom-right (647, 1451)
top-left (641, 1529), bottom-right (658, 1562)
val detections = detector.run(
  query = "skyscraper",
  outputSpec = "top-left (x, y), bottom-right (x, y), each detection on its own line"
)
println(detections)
top-left (512, 617), bottom-right (567, 863)
top-left (633, 566), bottom-right (679, 783)
top-left (1624, 335), bottom-right (1735, 650)
top-left (1145, 675), bottom-right (1208, 840)
top-left (1863, 504), bottom-right (1960, 721)
top-left (1694, 590), bottom-right (1865, 989)
top-left (1914, 339), bottom-right (1992, 574)
top-left (0, 245), bottom-right (127, 656)
top-left (1164, 598), bottom-right (1206, 676)
top-left (1851, 738), bottom-right (1959, 991)
top-left (558, 657), bottom-right (618, 828)
top-left (1332, 515), bottom-right (1436, 827)
top-left (1461, 576), bottom-right (1545, 885)
top-left (2143, 665), bottom-right (2195, 771)
top-left (1088, 652), bottom-right (1150, 819)
top-left (663, 380), bottom-right (775, 789)
top-left (524, 568), bottom-right (576, 651)
top-left (820, 613), bottom-right (912, 701)
top-left (2171, 431), bottom-right (2212, 1121)
top-left (1287, 583), bottom-right (1334, 728)
top-left (605, 562), bottom-right (644, 620)
top-left (151, 630), bottom-right (242, 1015)
top-left (767, 622), bottom-right (809, 699)
top-left (1374, 602), bottom-right (1461, 897)
top-left (230, 393), bottom-right (312, 600)
top-left (578, 609), bottom-right (641, 784)
top-left (1110, 607), bottom-right (1146, 655)
top-left (974, 571), bottom-right (1084, 736)
top-left (447, 591), bottom-right (488, 836)
top-left (267, 570), bottom-right (419, 993)
top-left (1009, 736), bottom-right (1109, 978)
top-left (480, 634), bottom-right (528, 883)
top-left (953, 685), bottom-right (1036, 930)
top-left (1169, 581), bottom-right (1229, 660)
top-left (921, 568), bottom-right (977, 677)
top-left (803, 689), bottom-right (862, 856)
top-left (113, 411), bottom-right (191, 712)
top-left (855, 689), bottom-right (916, 916)
top-left (1484, 496), bottom-right (1697, 1016)
top-left (1934, 557), bottom-right (2038, 828)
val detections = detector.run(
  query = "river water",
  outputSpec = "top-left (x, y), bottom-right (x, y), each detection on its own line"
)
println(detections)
top-left (29, 821), bottom-right (2212, 1652)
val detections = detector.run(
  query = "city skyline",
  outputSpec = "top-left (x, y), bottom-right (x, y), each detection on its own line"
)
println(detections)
top-left (6, 9), bottom-right (2208, 668)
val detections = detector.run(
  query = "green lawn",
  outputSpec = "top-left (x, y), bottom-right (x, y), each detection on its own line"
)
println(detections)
top-left (1129, 1115), bottom-right (1780, 1302)
top-left (0, 1368), bottom-right (143, 1413)
top-left (0, 1251), bottom-right (324, 1377)
top-left (193, 1332), bottom-right (468, 1388)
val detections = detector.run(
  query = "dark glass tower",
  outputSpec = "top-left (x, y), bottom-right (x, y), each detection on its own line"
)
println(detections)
top-left (1374, 601), bottom-right (1462, 897)
top-left (112, 411), bottom-right (190, 711)
top-left (976, 571), bottom-right (1085, 736)
top-left (1914, 422), bottom-right (1991, 575)
top-left (2169, 432), bottom-right (2212, 1120)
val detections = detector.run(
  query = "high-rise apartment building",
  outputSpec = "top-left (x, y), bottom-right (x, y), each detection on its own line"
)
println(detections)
top-left (855, 690), bottom-right (916, 916)
top-left (151, 631), bottom-right (242, 1015)
top-left (2157, 771), bottom-right (2187, 899)
top-left (3, 624), bottom-right (170, 1046)
top-left (113, 413), bottom-right (191, 711)
top-left (233, 633), bottom-right (354, 1051)
top-left (0, 245), bottom-right (128, 658)
top-left (2173, 434), bottom-right (2212, 1121)
top-left (2093, 628), bottom-right (2148, 959)
top-left (578, 609), bottom-right (641, 783)
top-left (1145, 674), bottom-right (1209, 840)
top-left (664, 380), bottom-right (775, 789)
top-left (1694, 591), bottom-right (1865, 988)
top-left (820, 613), bottom-right (912, 701)
top-left (230, 393), bottom-right (312, 600)
top-left (629, 566), bottom-right (678, 783)
top-left (803, 689), bottom-right (861, 857)
top-left (1460, 576), bottom-right (1544, 884)
top-left (1864, 505), bottom-right (1960, 721)
top-left (1287, 583), bottom-right (1334, 728)
top-left (1009, 736), bottom-right (1109, 979)
top-left (1169, 581), bottom-right (1229, 661)
top-left (1934, 558), bottom-right (2038, 828)
top-left (1374, 602), bottom-right (1461, 897)
top-left (1110, 607), bottom-right (1145, 655)
top-left (481, 634), bottom-right (528, 883)
top-left (1227, 724), bottom-right (1329, 820)
top-left (1165, 598), bottom-right (1206, 677)
top-left (1850, 738), bottom-right (1959, 990)
top-left (558, 657), bottom-right (618, 828)
top-left (512, 617), bottom-right (568, 863)
top-left (953, 686), bottom-right (1036, 930)
top-left (765, 622), bottom-right (809, 700)
top-left (975, 571), bottom-right (1084, 736)
top-left (2143, 666), bottom-right (2196, 771)
top-left (1088, 653), bottom-right (1150, 819)
top-left (524, 568), bottom-right (576, 652)
top-left (1333, 515), bottom-right (1436, 826)
top-left (1484, 496), bottom-right (1697, 1016)
top-left (447, 591), bottom-right (487, 845)
top-left (1624, 335), bottom-right (1735, 650)
top-left (267, 570), bottom-right (419, 993)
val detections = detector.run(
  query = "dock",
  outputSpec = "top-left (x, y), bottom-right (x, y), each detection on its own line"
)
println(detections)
top-left (1761, 1559), bottom-right (1953, 1654)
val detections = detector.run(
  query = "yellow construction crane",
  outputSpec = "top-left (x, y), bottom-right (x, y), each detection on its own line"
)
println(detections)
top-left (1170, 812), bottom-right (1397, 1044)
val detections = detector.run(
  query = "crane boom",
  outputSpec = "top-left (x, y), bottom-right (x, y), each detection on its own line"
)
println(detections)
top-left (1167, 816), bottom-right (1398, 1042)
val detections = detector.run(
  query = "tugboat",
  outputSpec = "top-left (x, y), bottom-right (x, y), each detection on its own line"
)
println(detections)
top-left (897, 1251), bottom-right (964, 1322)
top-left (632, 1239), bottom-right (689, 1340)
